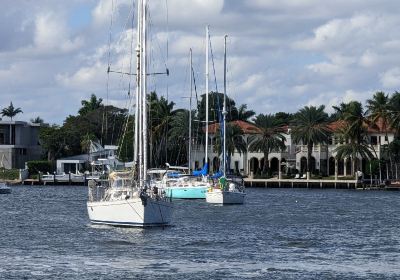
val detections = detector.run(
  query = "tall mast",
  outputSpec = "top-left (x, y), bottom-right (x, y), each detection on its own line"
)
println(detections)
top-left (134, 0), bottom-right (142, 169)
top-left (138, 0), bottom-right (144, 187)
top-left (205, 25), bottom-right (209, 167)
top-left (223, 35), bottom-right (227, 177)
top-left (142, 0), bottom-right (148, 188)
top-left (188, 48), bottom-right (193, 172)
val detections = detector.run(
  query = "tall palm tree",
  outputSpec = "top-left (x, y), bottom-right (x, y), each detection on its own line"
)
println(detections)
top-left (1, 102), bottom-right (23, 121)
top-left (291, 105), bottom-right (331, 179)
top-left (168, 110), bottom-right (195, 166)
top-left (149, 92), bottom-right (180, 166)
top-left (334, 101), bottom-right (375, 178)
top-left (389, 91), bottom-right (400, 137)
top-left (366, 91), bottom-right (392, 178)
top-left (231, 104), bottom-right (256, 122)
top-left (214, 123), bottom-right (247, 172)
top-left (248, 114), bottom-right (286, 175)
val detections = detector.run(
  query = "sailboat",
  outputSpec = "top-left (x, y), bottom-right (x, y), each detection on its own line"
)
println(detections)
top-left (206, 35), bottom-right (246, 204)
top-left (163, 30), bottom-right (212, 199)
top-left (87, 0), bottom-right (173, 227)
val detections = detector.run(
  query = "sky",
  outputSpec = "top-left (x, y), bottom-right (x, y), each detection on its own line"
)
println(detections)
top-left (1, 0), bottom-right (400, 124)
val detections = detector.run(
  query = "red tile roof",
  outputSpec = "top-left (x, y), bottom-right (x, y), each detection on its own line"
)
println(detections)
top-left (327, 118), bottom-right (394, 133)
top-left (205, 120), bottom-right (261, 134)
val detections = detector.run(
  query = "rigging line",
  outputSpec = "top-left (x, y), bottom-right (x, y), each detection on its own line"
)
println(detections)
top-left (112, 1), bottom-right (136, 147)
top-left (146, 0), bottom-right (170, 164)
top-left (191, 62), bottom-right (201, 161)
top-left (102, 0), bottom-right (115, 145)
top-left (208, 32), bottom-right (222, 125)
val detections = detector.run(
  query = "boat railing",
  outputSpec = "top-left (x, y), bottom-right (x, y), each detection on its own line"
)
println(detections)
top-left (88, 180), bottom-right (109, 202)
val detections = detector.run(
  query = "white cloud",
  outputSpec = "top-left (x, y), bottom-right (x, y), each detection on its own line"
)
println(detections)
top-left (380, 67), bottom-right (400, 88)
top-left (34, 12), bottom-right (84, 53)
top-left (2, 1), bottom-right (400, 124)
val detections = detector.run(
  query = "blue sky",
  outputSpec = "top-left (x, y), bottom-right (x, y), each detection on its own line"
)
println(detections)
top-left (1, 0), bottom-right (400, 124)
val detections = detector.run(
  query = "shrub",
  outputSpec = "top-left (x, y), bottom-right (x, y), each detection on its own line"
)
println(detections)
top-left (0, 168), bottom-right (19, 180)
top-left (26, 161), bottom-right (53, 175)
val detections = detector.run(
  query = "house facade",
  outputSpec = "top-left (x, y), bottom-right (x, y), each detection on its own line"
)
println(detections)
top-left (0, 120), bottom-right (43, 169)
top-left (190, 120), bottom-right (394, 178)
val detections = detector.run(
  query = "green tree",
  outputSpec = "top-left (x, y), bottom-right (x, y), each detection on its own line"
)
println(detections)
top-left (291, 105), bottom-right (331, 179)
top-left (334, 101), bottom-right (375, 178)
top-left (197, 92), bottom-right (236, 124)
top-left (389, 91), bottom-right (400, 137)
top-left (214, 123), bottom-right (247, 172)
top-left (79, 94), bottom-right (103, 115)
top-left (1, 102), bottom-right (23, 121)
top-left (39, 125), bottom-right (67, 161)
top-left (149, 92), bottom-right (181, 167)
top-left (248, 114), bottom-right (286, 175)
top-left (30, 116), bottom-right (44, 124)
top-left (366, 91), bottom-right (392, 178)
top-left (168, 110), bottom-right (193, 166)
top-left (230, 104), bottom-right (255, 122)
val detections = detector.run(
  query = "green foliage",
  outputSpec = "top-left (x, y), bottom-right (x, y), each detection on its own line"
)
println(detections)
top-left (248, 114), bottom-right (286, 174)
top-left (26, 161), bottom-right (53, 175)
top-left (1, 102), bottom-right (23, 121)
top-left (117, 116), bottom-right (134, 162)
top-left (214, 123), bottom-right (247, 157)
top-left (79, 94), bottom-right (103, 115)
top-left (0, 168), bottom-right (19, 180)
top-left (291, 105), bottom-right (331, 174)
top-left (30, 116), bottom-right (44, 124)
top-left (39, 125), bottom-right (66, 160)
top-left (364, 159), bottom-right (381, 176)
top-left (197, 92), bottom-right (236, 123)
top-left (230, 104), bottom-right (255, 122)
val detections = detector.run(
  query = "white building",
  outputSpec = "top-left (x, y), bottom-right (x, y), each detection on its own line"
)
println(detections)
top-left (190, 119), bottom-right (395, 178)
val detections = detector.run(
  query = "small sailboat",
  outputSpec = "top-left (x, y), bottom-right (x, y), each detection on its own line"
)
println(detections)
top-left (87, 0), bottom-right (173, 227)
top-left (206, 35), bottom-right (246, 205)
top-left (163, 40), bottom-right (212, 199)
top-left (0, 182), bottom-right (11, 194)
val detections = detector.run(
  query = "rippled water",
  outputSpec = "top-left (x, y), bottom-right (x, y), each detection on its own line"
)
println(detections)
top-left (1, 185), bottom-right (400, 279)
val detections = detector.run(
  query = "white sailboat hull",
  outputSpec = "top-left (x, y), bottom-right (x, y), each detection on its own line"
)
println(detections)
top-left (87, 197), bottom-right (173, 227)
top-left (206, 190), bottom-right (246, 204)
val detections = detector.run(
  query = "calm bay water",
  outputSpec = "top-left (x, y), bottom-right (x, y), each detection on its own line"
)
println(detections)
top-left (0, 185), bottom-right (400, 279)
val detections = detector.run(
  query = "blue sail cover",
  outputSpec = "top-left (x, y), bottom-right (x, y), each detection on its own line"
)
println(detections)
top-left (211, 170), bottom-right (223, 179)
top-left (192, 163), bottom-right (208, 176)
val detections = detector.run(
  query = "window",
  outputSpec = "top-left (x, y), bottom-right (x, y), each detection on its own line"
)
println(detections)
top-left (370, 136), bottom-right (377, 145)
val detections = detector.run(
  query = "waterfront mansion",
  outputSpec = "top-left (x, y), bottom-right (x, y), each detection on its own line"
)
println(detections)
top-left (189, 120), bottom-right (394, 178)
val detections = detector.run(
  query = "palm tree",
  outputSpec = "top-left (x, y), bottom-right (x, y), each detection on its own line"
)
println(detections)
top-left (366, 91), bottom-right (391, 130)
top-left (231, 104), bottom-right (256, 122)
top-left (168, 110), bottom-right (194, 166)
top-left (214, 123), bottom-right (247, 172)
top-left (366, 91), bottom-right (392, 178)
top-left (78, 94), bottom-right (103, 115)
top-left (291, 105), bottom-right (331, 179)
top-left (248, 114), bottom-right (286, 175)
top-left (149, 92), bottom-right (180, 166)
top-left (389, 91), bottom-right (400, 137)
top-left (30, 116), bottom-right (44, 124)
top-left (1, 102), bottom-right (23, 120)
top-left (334, 101), bottom-right (375, 178)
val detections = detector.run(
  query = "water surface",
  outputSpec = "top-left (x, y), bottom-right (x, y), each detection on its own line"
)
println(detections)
top-left (0, 186), bottom-right (399, 279)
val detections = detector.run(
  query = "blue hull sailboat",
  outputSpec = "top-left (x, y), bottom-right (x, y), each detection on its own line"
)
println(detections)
top-left (164, 164), bottom-right (209, 199)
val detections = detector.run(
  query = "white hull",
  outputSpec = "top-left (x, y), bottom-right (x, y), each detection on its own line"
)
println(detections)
top-left (87, 197), bottom-right (173, 227)
top-left (206, 189), bottom-right (246, 204)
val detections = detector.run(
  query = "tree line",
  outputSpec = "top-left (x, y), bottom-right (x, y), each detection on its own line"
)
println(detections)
top-left (5, 90), bottom-right (400, 179)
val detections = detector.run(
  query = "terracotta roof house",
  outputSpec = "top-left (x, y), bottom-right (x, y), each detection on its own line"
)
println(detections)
top-left (189, 118), bottom-right (396, 179)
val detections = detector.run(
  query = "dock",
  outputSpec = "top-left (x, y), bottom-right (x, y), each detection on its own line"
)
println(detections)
top-left (244, 178), bottom-right (363, 189)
